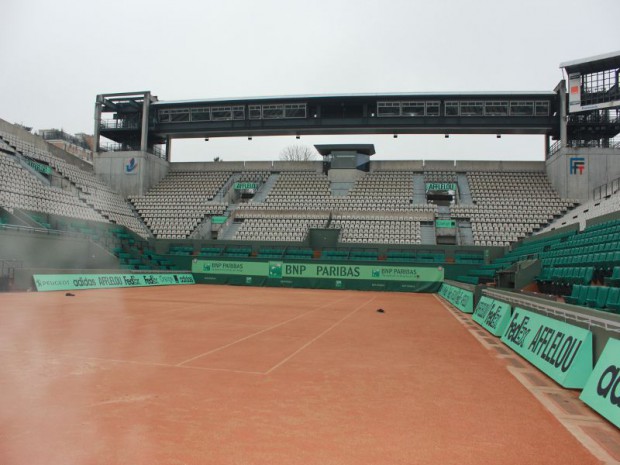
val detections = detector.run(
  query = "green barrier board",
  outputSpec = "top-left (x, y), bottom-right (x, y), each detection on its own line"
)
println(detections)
top-left (234, 182), bottom-right (258, 190)
top-left (438, 283), bottom-right (474, 313)
top-left (34, 273), bottom-right (195, 291)
top-left (501, 308), bottom-right (593, 388)
top-left (472, 296), bottom-right (512, 336)
top-left (580, 338), bottom-right (620, 428)
top-left (211, 216), bottom-right (228, 224)
top-left (435, 219), bottom-right (456, 228)
top-left (192, 259), bottom-right (444, 292)
top-left (25, 159), bottom-right (52, 175)
top-left (426, 182), bottom-right (457, 191)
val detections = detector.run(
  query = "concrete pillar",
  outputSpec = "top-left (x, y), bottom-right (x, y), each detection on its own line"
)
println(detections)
top-left (165, 136), bottom-right (172, 161)
top-left (557, 80), bottom-right (568, 149)
top-left (94, 95), bottom-right (102, 153)
top-left (140, 92), bottom-right (150, 153)
top-left (544, 134), bottom-right (550, 158)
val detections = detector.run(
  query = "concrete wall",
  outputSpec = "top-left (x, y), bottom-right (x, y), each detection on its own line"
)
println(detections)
top-left (0, 118), bottom-right (92, 171)
top-left (94, 151), bottom-right (169, 197)
top-left (0, 228), bottom-right (118, 271)
top-left (327, 169), bottom-right (365, 183)
top-left (170, 160), bottom-right (322, 173)
top-left (371, 159), bottom-right (545, 172)
top-left (546, 147), bottom-right (620, 202)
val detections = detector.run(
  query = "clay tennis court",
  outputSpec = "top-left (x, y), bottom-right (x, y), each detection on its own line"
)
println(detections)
top-left (0, 285), bottom-right (609, 464)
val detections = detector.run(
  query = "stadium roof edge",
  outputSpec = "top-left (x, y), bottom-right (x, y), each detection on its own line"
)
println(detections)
top-left (560, 50), bottom-right (620, 74)
top-left (151, 91), bottom-right (557, 106)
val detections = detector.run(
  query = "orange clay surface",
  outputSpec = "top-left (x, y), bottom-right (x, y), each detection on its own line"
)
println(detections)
top-left (0, 285), bottom-right (603, 465)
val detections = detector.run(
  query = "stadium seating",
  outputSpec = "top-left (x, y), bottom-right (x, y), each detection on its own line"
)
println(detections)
top-left (0, 130), bottom-right (151, 238)
top-left (452, 171), bottom-right (577, 246)
top-left (538, 189), bottom-right (620, 233)
top-left (232, 212), bottom-right (329, 242)
top-left (129, 170), bottom-right (230, 239)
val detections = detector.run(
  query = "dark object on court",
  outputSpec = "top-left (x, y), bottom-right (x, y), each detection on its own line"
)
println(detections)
top-left (376, 308), bottom-right (385, 313)
top-left (65, 292), bottom-right (75, 297)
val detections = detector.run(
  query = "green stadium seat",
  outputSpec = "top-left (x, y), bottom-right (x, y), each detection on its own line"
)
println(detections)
top-left (585, 286), bottom-right (601, 308)
top-left (595, 286), bottom-right (611, 309)
top-left (565, 285), bottom-right (584, 305)
top-left (605, 288), bottom-right (620, 313)
top-left (605, 267), bottom-right (620, 287)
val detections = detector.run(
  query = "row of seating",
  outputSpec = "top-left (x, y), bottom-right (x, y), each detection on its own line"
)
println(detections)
top-left (565, 285), bottom-right (620, 312)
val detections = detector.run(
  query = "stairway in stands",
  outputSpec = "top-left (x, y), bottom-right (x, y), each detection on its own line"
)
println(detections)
top-left (456, 173), bottom-right (473, 204)
top-left (412, 173), bottom-right (426, 203)
top-left (250, 173), bottom-right (279, 203)
top-left (457, 220), bottom-right (474, 245)
top-left (420, 222), bottom-right (436, 245)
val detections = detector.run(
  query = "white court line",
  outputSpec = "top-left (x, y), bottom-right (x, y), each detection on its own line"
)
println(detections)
top-left (263, 296), bottom-right (376, 375)
top-left (176, 294), bottom-right (352, 367)
top-left (0, 348), bottom-right (265, 375)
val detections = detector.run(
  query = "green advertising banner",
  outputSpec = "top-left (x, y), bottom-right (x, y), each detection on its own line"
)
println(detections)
top-left (472, 296), bottom-right (512, 336)
top-left (34, 273), bottom-right (195, 292)
top-left (194, 260), bottom-right (443, 282)
top-left (192, 259), bottom-right (444, 292)
top-left (426, 182), bottom-right (457, 192)
top-left (436, 219), bottom-right (456, 229)
top-left (234, 182), bottom-right (258, 190)
top-left (211, 216), bottom-right (228, 224)
top-left (580, 338), bottom-right (620, 428)
top-left (438, 283), bottom-right (474, 313)
top-left (501, 307), bottom-right (593, 388)
top-left (26, 159), bottom-right (52, 175)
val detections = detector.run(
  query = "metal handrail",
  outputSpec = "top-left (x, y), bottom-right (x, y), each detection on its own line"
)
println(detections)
top-left (99, 119), bottom-right (140, 129)
top-left (482, 288), bottom-right (620, 333)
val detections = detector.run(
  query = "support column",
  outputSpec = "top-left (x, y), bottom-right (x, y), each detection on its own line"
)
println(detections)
top-left (140, 92), bottom-right (151, 153)
top-left (557, 80), bottom-right (568, 149)
top-left (165, 136), bottom-right (172, 161)
top-left (94, 95), bottom-right (102, 153)
top-left (544, 134), bottom-right (550, 158)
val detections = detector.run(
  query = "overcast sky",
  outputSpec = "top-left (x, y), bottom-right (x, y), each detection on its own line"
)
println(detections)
top-left (1, 0), bottom-right (619, 162)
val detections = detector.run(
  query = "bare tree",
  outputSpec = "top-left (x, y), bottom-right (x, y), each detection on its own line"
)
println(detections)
top-left (279, 144), bottom-right (318, 162)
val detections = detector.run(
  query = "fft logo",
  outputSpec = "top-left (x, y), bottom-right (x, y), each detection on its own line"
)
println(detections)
top-left (570, 157), bottom-right (585, 175)
top-left (125, 157), bottom-right (138, 174)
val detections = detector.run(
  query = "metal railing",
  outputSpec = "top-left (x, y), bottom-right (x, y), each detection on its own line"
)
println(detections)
top-left (548, 138), bottom-right (620, 158)
top-left (483, 288), bottom-right (620, 334)
top-left (99, 119), bottom-right (140, 130)
top-left (39, 129), bottom-right (90, 150)
top-left (593, 176), bottom-right (620, 200)
top-left (101, 143), bottom-right (166, 159)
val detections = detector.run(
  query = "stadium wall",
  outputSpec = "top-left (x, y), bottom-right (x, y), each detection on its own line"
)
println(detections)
top-left (169, 161), bottom-right (323, 172)
top-left (0, 229), bottom-right (118, 280)
top-left (370, 160), bottom-right (545, 172)
top-left (94, 151), bottom-right (169, 197)
top-left (546, 147), bottom-right (620, 202)
top-left (0, 118), bottom-right (92, 171)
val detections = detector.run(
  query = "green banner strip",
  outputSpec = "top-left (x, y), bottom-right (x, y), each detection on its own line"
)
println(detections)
top-left (580, 338), bottom-right (620, 428)
top-left (234, 182), bottom-right (258, 190)
top-left (193, 260), bottom-right (443, 282)
top-left (472, 296), bottom-right (512, 336)
top-left (501, 307), bottom-right (593, 388)
top-left (26, 159), bottom-right (52, 175)
top-left (33, 273), bottom-right (195, 291)
top-left (436, 219), bottom-right (456, 228)
top-left (426, 182), bottom-right (456, 191)
top-left (438, 283), bottom-right (474, 313)
top-left (192, 260), bottom-right (444, 292)
top-left (211, 216), bottom-right (228, 224)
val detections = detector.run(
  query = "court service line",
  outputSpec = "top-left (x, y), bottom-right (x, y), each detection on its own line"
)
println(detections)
top-left (0, 348), bottom-right (265, 375)
top-left (176, 294), bottom-right (352, 367)
top-left (263, 296), bottom-right (377, 375)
